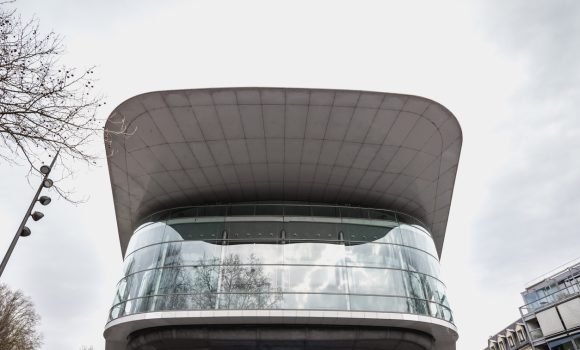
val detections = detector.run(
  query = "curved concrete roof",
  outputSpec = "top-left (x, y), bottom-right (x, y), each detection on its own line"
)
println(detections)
top-left (105, 88), bottom-right (462, 256)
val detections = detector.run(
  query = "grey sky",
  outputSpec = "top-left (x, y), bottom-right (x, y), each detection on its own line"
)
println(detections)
top-left (1, 1), bottom-right (579, 349)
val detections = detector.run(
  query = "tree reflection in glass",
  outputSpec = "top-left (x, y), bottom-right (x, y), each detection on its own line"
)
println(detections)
top-left (218, 254), bottom-right (282, 310)
top-left (155, 246), bottom-right (281, 311)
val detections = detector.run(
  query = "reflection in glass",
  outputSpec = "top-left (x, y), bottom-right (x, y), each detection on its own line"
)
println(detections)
top-left (219, 254), bottom-right (282, 309)
top-left (112, 208), bottom-right (453, 324)
top-left (126, 223), bottom-right (166, 254)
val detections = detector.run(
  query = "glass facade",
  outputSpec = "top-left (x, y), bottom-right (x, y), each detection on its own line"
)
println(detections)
top-left (108, 204), bottom-right (452, 324)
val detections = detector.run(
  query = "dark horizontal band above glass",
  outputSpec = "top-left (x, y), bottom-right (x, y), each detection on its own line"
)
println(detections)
top-left (127, 218), bottom-right (436, 258)
top-left (137, 203), bottom-right (428, 232)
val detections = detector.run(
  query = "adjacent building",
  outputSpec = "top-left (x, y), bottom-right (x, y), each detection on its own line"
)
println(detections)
top-left (486, 259), bottom-right (580, 350)
top-left (103, 88), bottom-right (462, 350)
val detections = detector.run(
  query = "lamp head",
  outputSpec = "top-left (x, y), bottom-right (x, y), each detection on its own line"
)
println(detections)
top-left (20, 226), bottom-right (31, 237)
top-left (31, 211), bottom-right (44, 221)
top-left (40, 165), bottom-right (51, 175)
top-left (38, 196), bottom-right (51, 206)
top-left (42, 179), bottom-right (53, 188)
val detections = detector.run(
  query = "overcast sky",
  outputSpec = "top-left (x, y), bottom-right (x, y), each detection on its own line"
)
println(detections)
top-left (1, 1), bottom-right (580, 349)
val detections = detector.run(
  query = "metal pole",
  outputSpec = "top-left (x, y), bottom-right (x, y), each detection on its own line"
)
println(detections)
top-left (0, 152), bottom-right (59, 279)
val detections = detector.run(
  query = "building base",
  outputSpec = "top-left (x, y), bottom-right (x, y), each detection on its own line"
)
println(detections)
top-left (126, 325), bottom-right (434, 350)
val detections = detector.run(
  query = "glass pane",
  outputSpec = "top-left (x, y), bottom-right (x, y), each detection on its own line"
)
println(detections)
top-left (340, 207), bottom-right (365, 218)
top-left (123, 269), bottom-right (158, 302)
top-left (368, 210), bottom-right (396, 221)
top-left (383, 227), bottom-right (405, 246)
top-left (404, 271), bottom-right (426, 300)
top-left (284, 222), bottom-right (339, 241)
top-left (219, 292), bottom-right (282, 310)
top-left (349, 295), bottom-right (409, 313)
top-left (180, 241), bottom-right (222, 265)
top-left (227, 222), bottom-right (281, 242)
top-left (283, 205), bottom-right (311, 216)
top-left (224, 244), bottom-right (258, 265)
top-left (125, 244), bottom-right (164, 274)
top-left (254, 204), bottom-right (283, 216)
top-left (218, 262), bottom-right (283, 309)
top-left (346, 243), bottom-right (403, 269)
top-left (252, 244), bottom-right (284, 265)
top-left (126, 223), bottom-right (166, 254)
top-left (347, 267), bottom-right (407, 296)
top-left (112, 278), bottom-right (128, 305)
top-left (169, 207), bottom-right (197, 219)
top-left (400, 246), bottom-right (440, 277)
top-left (229, 205), bottom-right (255, 216)
top-left (284, 243), bottom-right (345, 266)
top-left (441, 305), bottom-right (454, 322)
top-left (158, 266), bottom-right (218, 299)
top-left (198, 206), bottom-right (227, 217)
top-left (342, 224), bottom-right (393, 243)
top-left (167, 222), bottom-right (224, 241)
top-left (283, 293), bottom-right (347, 310)
top-left (122, 254), bottom-right (135, 277)
top-left (398, 226), bottom-right (437, 257)
top-left (131, 295), bottom-right (156, 314)
top-left (286, 266), bottom-right (347, 293)
top-left (397, 213), bottom-right (424, 228)
top-left (311, 206), bottom-right (339, 218)
top-left (110, 303), bottom-right (123, 320)
top-left (225, 243), bottom-right (283, 265)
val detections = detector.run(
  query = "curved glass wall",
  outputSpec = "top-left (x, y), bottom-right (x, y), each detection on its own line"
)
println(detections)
top-left (109, 204), bottom-right (453, 324)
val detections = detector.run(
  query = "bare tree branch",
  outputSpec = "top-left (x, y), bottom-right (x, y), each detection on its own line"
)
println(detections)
top-left (0, 3), bottom-right (109, 201)
top-left (0, 284), bottom-right (42, 350)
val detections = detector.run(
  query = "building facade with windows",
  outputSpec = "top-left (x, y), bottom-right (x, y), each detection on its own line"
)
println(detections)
top-left (486, 320), bottom-right (533, 350)
top-left (103, 88), bottom-right (462, 350)
top-left (485, 259), bottom-right (580, 350)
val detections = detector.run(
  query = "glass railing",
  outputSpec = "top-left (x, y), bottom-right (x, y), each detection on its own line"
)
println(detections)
top-left (108, 293), bottom-right (454, 324)
top-left (520, 283), bottom-right (580, 314)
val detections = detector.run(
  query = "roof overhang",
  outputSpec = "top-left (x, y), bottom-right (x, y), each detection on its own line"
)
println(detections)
top-left (105, 88), bottom-right (462, 256)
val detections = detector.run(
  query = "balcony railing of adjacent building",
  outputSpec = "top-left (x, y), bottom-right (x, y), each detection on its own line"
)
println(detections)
top-left (520, 282), bottom-right (580, 315)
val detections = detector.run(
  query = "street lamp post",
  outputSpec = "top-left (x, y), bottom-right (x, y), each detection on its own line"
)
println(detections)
top-left (0, 151), bottom-right (59, 279)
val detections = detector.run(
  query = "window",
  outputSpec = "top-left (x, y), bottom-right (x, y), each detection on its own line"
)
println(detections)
top-left (507, 335), bottom-right (515, 347)
top-left (517, 330), bottom-right (526, 342)
top-left (499, 341), bottom-right (506, 350)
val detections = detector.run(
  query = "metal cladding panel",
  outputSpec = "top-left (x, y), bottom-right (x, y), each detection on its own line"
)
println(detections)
top-left (558, 297), bottom-right (580, 329)
top-left (537, 307), bottom-right (565, 336)
top-left (105, 88), bottom-right (462, 256)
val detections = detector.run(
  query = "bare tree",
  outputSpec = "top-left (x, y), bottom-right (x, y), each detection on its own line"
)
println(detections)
top-left (0, 3), bottom-right (110, 198)
top-left (0, 284), bottom-right (42, 350)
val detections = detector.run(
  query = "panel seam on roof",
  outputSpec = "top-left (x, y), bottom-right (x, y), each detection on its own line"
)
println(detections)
top-left (363, 96), bottom-right (410, 208)
top-left (323, 91), bottom-right (361, 203)
top-left (309, 91), bottom-right (336, 200)
top-left (343, 93), bottom-right (388, 203)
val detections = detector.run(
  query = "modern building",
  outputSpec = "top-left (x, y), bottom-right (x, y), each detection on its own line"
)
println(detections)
top-left (486, 320), bottom-right (532, 350)
top-left (103, 88), bottom-right (462, 350)
top-left (485, 259), bottom-right (580, 350)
